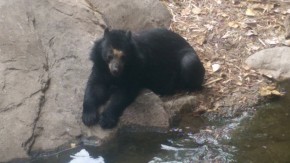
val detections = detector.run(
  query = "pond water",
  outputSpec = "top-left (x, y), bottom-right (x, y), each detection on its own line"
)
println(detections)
top-left (32, 81), bottom-right (290, 163)
top-left (230, 81), bottom-right (290, 162)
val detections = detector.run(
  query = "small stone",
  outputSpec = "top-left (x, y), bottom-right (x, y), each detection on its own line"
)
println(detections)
top-left (246, 47), bottom-right (290, 81)
top-left (212, 64), bottom-right (221, 72)
top-left (70, 143), bottom-right (76, 148)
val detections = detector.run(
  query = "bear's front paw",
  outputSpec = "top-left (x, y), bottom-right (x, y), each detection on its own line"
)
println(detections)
top-left (82, 111), bottom-right (99, 126)
top-left (99, 113), bottom-right (118, 129)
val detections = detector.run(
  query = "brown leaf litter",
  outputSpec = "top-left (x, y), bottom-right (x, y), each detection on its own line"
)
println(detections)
top-left (162, 0), bottom-right (288, 115)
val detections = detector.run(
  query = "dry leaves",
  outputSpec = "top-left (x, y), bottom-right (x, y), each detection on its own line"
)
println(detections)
top-left (192, 7), bottom-right (202, 15)
top-left (164, 0), bottom-right (287, 112)
top-left (245, 30), bottom-right (258, 36)
top-left (259, 85), bottom-right (285, 97)
top-left (228, 21), bottom-right (240, 28)
top-left (196, 35), bottom-right (206, 45)
top-left (246, 8), bottom-right (256, 16)
top-left (181, 6), bottom-right (191, 16)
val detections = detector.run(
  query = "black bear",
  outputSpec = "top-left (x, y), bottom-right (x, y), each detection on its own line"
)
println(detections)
top-left (82, 28), bottom-right (205, 129)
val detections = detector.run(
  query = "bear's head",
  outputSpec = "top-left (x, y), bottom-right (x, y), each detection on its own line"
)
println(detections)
top-left (100, 28), bottom-right (135, 77)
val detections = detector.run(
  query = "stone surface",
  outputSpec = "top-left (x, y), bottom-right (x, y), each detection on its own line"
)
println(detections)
top-left (121, 92), bottom-right (198, 132)
top-left (0, 0), bottom-right (107, 161)
top-left (0, 0), bottom-right (49, 160)
top-left (164, 95), bottom-right (198, 118)
top-left (121, 90), bottom-right (169, 131)
top-left (86, 0), bottom-right (172, 31)
top-left (246, 47), bottom-right (290, 81)
top-left (28, 0), bottom-right (106, 152)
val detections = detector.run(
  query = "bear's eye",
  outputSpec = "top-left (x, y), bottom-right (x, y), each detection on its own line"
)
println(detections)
top-left (120, 54), bottom-right (126, 60)
top-left (107, 54), bottom-right (113, 61)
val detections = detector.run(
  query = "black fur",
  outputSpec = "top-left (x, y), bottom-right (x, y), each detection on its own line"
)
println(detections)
top-left (82, 28), bottom-right (205, 129)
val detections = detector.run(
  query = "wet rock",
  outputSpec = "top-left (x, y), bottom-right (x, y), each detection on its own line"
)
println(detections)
top-left (163, 95), bottom-right (198, 116)
top-left (86, 0), bottom-right (172, 31)
top-left (121, 90), bottom-right (169, 131)
top-left (121, 92), bottom-right (198, 132)
top-left (246, 47), bottom-right (290, 81)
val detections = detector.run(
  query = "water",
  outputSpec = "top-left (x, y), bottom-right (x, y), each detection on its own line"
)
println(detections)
top-left (32, 114), bottom-right (242, 163)
top-left (32, 81), bottom-right (290, 163)
top-left (31, 131), bottom-right (170, 163)
top-left (230, 81), bottom-right (290, 162)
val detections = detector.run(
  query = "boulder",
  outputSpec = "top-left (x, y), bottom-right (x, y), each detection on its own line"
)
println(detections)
top-left (0, 0), bottom-right (49, 160)
top-left (246, 47), bottom-right (290, 81)
top-left (28, 0), bottom-right (106, 153)
top-left (121, 90), bottom-right (169, 131)
top-left (0, 0), bottom-right (107, 161)
top-left (121, 91), bottom-right (198, 132)
top-left (86, 0), bottom-right (172, 31)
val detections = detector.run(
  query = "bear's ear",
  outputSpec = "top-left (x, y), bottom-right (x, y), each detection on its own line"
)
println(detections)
top-left (104, 28), bottom-right (110, 38)
top-left (125, 30), bottom-right (132, 41)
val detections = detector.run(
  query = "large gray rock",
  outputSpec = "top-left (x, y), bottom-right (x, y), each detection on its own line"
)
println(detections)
top-left (0, 0), bottom-right (49, 160)
top-left (246, 47), bottom-right (290, 81)
top-left (86, 0), bottom-right (172, 31)
top-left (0, 0), bottom-right (107, 161)
top-left (28, 0), bottom-right (106, 153)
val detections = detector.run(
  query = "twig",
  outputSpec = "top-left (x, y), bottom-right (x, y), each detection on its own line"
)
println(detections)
top-left (204, 78), bottom-right (223, 86)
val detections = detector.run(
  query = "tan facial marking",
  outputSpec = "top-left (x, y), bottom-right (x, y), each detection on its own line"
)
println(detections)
top-left (108, 62), bottom-right (114, 71)
top-left (113, 49), bottom-right (124, 59)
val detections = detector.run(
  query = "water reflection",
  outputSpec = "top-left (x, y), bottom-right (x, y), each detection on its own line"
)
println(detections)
top-left (231, 81), bottom-right (290, 162)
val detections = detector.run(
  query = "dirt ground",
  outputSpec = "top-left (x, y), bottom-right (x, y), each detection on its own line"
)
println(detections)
top-left (162, 0), bottom-right (290, 117)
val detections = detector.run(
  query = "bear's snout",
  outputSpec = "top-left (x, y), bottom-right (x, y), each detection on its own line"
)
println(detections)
top-left (109, 61), bottom-right (123, 77)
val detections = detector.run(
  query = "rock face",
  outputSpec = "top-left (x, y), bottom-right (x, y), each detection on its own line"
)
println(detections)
top-left (29, 0), bottom-right (110, 154)
top-left (0, 0), bottom-right (50, 160)
top-left (86, 0), bottom-right (172, 31)
top-left (0, 0), bottom-right (105, 161)
top-left (0, 0), bottom-right (174, 162)
top-left (246, 47), bottom-right (290, 81)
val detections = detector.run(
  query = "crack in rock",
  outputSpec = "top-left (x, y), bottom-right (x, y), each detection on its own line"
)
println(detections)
top-left (23, 78), bottom-right (50, 153)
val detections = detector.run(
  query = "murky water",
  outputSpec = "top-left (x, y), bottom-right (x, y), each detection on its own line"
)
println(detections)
top-left (32, 81), bottom-right (290, 163)
top-left (230, 81), bottom-right (290, 162)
